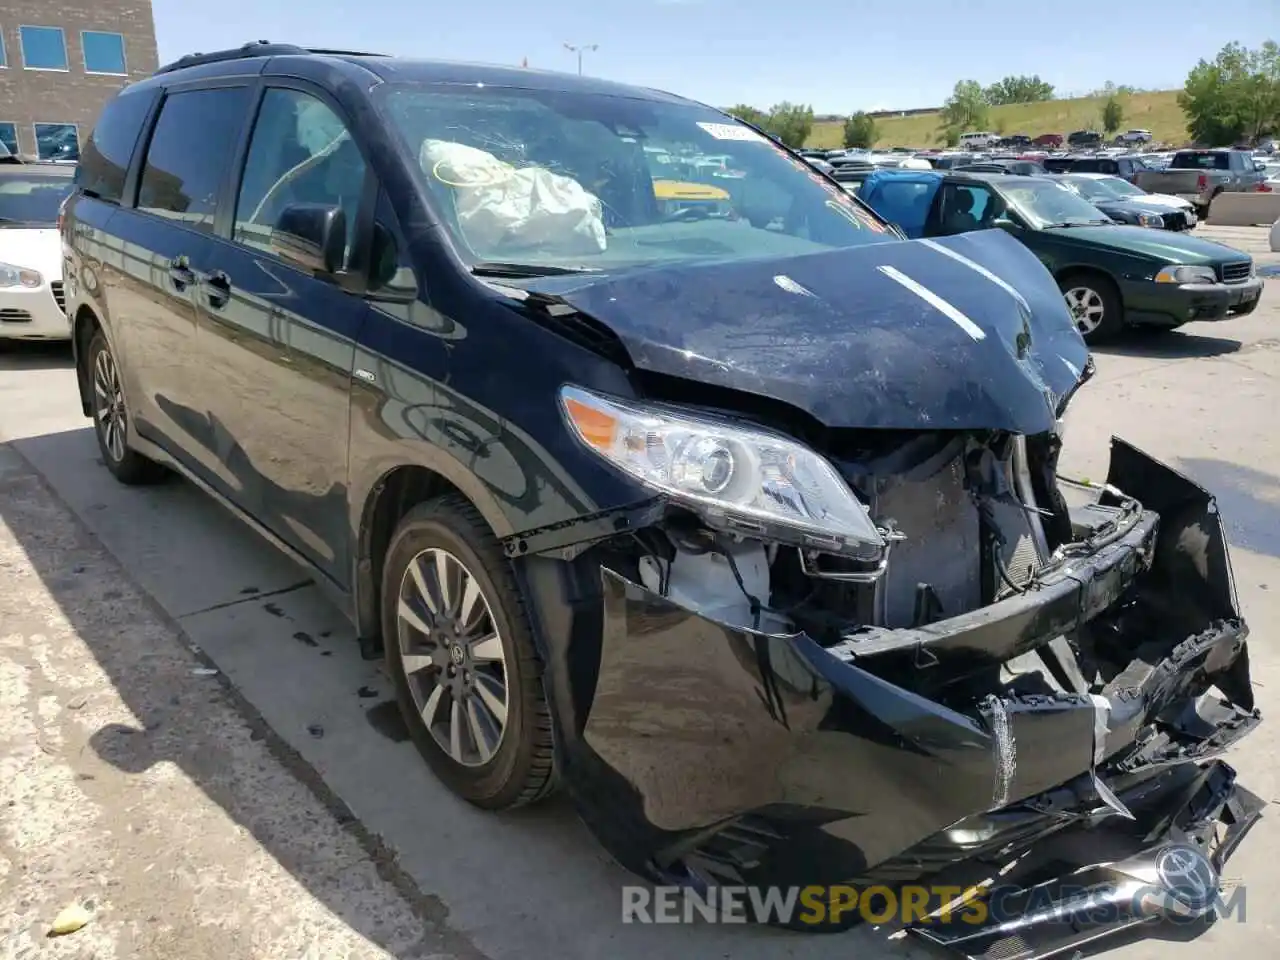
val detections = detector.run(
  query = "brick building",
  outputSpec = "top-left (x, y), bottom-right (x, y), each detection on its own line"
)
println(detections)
top-left (0, 1), bottom-right (158, 160)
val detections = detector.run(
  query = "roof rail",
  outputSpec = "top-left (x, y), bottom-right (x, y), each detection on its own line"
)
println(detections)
top-left (306, 48), bottom-right (389, 57)
top-left (153, 41), bottom-right (308, 76)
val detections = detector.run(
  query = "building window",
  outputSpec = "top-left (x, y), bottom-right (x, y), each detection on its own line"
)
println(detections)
top-left (19, 26), bottom-right (69, 71)
top-left (0, 124), bottom-right (17, 157)
top-left (34, 123), bottom-right (79, 161)
top-left (82, 31), bottom-right (127, 75)
top-left (0, 31), bottom-right (7, 68)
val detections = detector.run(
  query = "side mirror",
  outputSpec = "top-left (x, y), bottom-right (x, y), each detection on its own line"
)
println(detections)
top-left (992, 217), bottom-right (1020, 233)
top-left (270, 203), bottom-right (346, 276)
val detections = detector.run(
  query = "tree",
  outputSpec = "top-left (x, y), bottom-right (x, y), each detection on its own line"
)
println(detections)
top-left (1102, 95), bottom-right (1125, 135)
top-left (764, 102), bottom-right (814, 149)
top-left (1179, 41), bottom-right (1280, 146)
top-left (939, 80), bottom-right (990, 142)
top-left (843, 111), bottom-right (877, 148)
top-left (984, 75), bottom-right (1055, 105)
top-left (1092, 80), bottom-right (1136, 98)
top-left (727, 104), bottom-right (768, 129)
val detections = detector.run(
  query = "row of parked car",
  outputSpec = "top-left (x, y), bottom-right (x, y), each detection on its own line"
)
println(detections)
top-left (954, 129), bottom-right (1160, 150)
top-left (803, 144), bottom-right (1277, 219)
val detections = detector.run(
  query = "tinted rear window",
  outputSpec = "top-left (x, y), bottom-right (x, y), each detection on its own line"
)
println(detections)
top-left (137, 86), bottom-right (252, 232)
top-left (1069, 158), bottom-right (1116, 173)
top-left (1171, 151), bottom-right (1230, 170)
top-left (75, 89), bottom-right (156, 204)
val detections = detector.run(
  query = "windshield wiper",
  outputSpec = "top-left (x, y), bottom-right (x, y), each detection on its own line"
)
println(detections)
top-left (470, 261), bottom-right (599, 278)
top-left (1044, 219), bottom-right (1111, 228)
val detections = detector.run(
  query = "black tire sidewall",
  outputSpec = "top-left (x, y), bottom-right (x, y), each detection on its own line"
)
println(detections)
top-left (380, 501), bottom-right (541, 807)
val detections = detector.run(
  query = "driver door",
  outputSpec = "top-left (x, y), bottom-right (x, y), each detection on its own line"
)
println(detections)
top-left (193, 82), bottom-right (375, 586)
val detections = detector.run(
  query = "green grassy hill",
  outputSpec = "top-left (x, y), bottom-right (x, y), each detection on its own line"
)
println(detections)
top-left (807, 89), bottom-right (1187, 149)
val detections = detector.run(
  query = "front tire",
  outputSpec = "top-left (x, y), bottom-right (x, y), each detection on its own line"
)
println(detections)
top-left (87, 331), bottom-right (167, 485)
top-left (381, 495), bottom-right (556, 810)
top-left (1059, 272), bottom-right (1124, 343)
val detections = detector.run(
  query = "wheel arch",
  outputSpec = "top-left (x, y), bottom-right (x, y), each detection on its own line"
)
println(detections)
top-left (1054, 264), bottom-right (1121, 294)
top-left (352, 462), bottom-right (513, 649)
top-left (71, 305), bottom-right (102, 417)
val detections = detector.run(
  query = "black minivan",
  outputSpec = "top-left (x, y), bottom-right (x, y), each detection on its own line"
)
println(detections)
top-left (61, 42), bottom-right (1261, 941)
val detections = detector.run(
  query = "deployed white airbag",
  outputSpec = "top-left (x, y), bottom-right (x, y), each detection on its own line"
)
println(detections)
top-left (419, 139), bottom-right (607, 255)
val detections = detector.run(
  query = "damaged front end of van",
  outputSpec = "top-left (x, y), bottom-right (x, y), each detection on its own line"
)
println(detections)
top-left (498, 230), bottom-right (1261, 960)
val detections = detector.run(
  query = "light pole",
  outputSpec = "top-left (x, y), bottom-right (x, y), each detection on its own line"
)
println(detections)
top-left (563, 42), bottom-right (597, 76)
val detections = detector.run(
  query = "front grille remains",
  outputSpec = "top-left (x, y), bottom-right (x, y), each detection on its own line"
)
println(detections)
top-left (51, 281), bottom-right (65, 314)
top-left (1220, 261), bottom-right (1252, 284)
top-left (0, 308), bottom-right (32, 323)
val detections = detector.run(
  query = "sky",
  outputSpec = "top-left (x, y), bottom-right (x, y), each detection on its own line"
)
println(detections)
top-left (152, 0), bottom-right (1280, 115)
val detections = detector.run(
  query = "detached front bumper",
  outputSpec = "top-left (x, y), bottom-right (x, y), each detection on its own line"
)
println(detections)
top-left (527, 438), bottom-right (1261, 956)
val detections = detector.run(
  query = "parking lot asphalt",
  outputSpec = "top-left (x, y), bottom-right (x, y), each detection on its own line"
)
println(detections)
top-left (1, 224), bottom-right (1279, 960)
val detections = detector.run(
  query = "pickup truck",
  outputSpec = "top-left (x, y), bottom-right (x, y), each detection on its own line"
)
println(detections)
top-left (1133, 149), bottom-right (1269, 215)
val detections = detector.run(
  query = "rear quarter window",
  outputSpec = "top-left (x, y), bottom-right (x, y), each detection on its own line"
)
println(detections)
top-left (74, 88), bottom-right (157, 204)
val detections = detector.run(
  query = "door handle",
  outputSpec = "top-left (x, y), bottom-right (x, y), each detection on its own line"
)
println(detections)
top-left (202, 270), bottom-right (232, 310)
top-left (168, 256), bottom-right (195, 289)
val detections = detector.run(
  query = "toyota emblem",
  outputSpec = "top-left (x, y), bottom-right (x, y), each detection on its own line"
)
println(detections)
top-left (1154, 843), bottom-right (1218, 911)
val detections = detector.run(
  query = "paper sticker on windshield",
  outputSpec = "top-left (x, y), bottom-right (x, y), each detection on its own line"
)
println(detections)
top-left (698, 122), bottom-right (766, 142)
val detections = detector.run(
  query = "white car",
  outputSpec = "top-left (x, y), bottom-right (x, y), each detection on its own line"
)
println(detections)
top-left (1065, 172), bottom-right (1197, 225)
top-left (0, 159), bottom-right (74, 340)
top-left (1117, 129), bottom-right (1153, 144)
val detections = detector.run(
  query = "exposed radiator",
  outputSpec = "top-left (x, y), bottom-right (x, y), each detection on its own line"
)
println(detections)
top-left (874, 453), bottom-right (982, 628)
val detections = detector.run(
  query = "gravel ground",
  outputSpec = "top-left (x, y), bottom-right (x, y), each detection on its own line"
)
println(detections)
top-left (0, 443), bottom-right (481, 960)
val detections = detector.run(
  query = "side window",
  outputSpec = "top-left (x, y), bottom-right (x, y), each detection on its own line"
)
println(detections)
top-left (75, 89), bottom-right (155, 204)
top-left (233, 88), bottom-right (367, 267)
top-left (137, 87), bottom-right (252, 232)
top-left (936, 184), bottom-right (1001, 235)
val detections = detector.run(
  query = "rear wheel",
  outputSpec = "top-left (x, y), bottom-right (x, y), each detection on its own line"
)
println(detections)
top-left (87, 331), bottom-right (167, 485)
top-left (381, 495), bottom-right (556, 809)
top-left (1059, 272), bottom-right (1123, 343)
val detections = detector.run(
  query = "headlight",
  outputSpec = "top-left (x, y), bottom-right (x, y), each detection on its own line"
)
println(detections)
top-left (1154, 265), bottom-right (1216, 284)
top-left (0, 261), bottom-right (43, 288)
top-left (1137, 213), bottom-right (1164, 228)
top-left (559, 385), bottom-right (885, 552)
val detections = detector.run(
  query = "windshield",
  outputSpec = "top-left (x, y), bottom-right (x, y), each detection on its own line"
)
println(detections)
top-left (375, 84), bottom-right (894, 272)
top-left (999, 179), bottom-right (1110, 228)
top-left (1062, 177), bottom-right (1116, 202)
top-left (1096, 177), bottom-right (1144, 198)
top-left (0, 175), bottom-right (74, 225)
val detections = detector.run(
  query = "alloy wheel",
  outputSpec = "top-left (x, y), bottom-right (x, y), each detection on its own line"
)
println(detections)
top-left (1064, 286), bottom-right (1106, 335)
top-left (93, 346), bottom-right (128, 463)
top-left (396, 547), bottom-right (509, 767)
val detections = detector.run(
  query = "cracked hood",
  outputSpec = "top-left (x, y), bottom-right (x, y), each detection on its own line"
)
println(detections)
top-left (524, 229), bottom-right (1089, 433)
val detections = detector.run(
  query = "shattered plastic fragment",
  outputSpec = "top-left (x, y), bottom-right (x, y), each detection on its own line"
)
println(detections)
top-left (985, 696), bottom-right (1015, 809)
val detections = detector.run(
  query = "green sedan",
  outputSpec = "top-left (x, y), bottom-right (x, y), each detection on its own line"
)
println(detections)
top-left (856, 170), bottom-right (1264, 343)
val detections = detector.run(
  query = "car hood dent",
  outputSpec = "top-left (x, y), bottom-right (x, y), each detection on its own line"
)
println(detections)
top-left (1044, 223), bottom-right (1244, 262)
top-left (525, 229), bottom-right (1089, 433)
